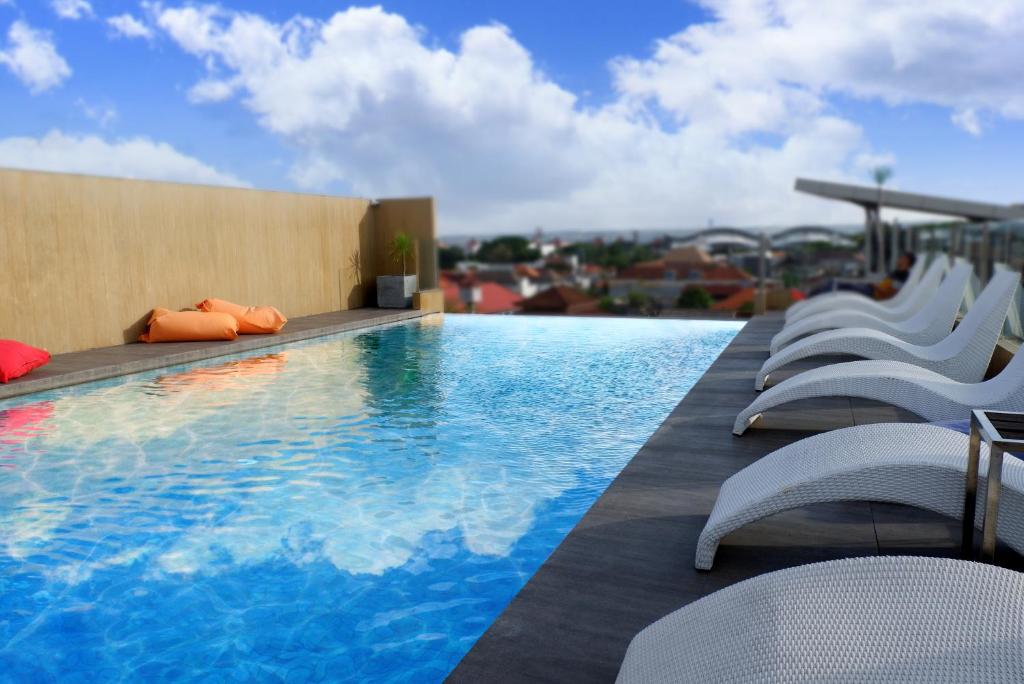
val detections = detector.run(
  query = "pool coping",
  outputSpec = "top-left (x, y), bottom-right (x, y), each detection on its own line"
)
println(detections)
top-left (0, 308), bottom-right (430, 401)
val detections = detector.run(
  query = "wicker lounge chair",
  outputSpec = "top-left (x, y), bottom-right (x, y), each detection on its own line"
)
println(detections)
top-left (755, 270), bottom-right (1019, 389)
top-left (697, 424), bottom-right (1024, 569)
top-left (734, 328), bottom-right (1024, 435)
top-left (785, 254), bottom-right (932, 323)
top-left (769, 261), bottom-right (972, 355)
top-left (617, 555), bottom-right (1024, 683)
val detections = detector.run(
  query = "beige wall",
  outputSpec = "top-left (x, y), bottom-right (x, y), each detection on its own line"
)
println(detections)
top-left (372, 197), bottom-right (438, 288)
top-left (0, 168), bottom-right (435, 354)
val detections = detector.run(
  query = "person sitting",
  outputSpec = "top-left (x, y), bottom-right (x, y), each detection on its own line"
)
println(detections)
top-left (808, 252), bottom-right (916, 299)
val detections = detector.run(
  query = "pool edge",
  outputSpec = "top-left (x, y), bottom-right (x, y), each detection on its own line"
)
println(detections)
top-left (0, 309), bottom-right (430, 402)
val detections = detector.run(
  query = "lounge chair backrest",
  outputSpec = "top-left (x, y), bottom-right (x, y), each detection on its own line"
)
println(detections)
top-left (887, 253), bottom-right (927, 307)
top-left (994, 262), bottom-right (1024, 338)
top-left (931, 271), bottom-right (1019, 372)
top-left (879, 256), bottom-right (948, 320)
top-left (901, 261), bottom-right (972, 338)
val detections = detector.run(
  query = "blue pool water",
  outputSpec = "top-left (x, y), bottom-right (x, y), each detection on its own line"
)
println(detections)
top-left (0, 314), bottom-right (741, 682)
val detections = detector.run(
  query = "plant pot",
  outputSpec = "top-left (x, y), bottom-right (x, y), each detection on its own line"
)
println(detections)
top-left (377, 275), bottom-right (418, 308)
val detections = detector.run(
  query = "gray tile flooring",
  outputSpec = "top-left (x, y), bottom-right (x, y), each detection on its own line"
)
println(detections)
top-left (448, 313), bottom-right (1021, 683)
top-left (0, 308), bottom-right (429, 401)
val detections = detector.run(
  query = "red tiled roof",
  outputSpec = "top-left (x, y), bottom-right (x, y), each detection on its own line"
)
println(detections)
top-left (698, 264), bottom-right (753, 280)
top-left (475, 282), bottom-right (523, 313)
top-left (439, 274), bottom-right (521, 314)
top-left (518, 286), bottom-right (598, 313)
top-left (515, 264), bottom-right (542, 280)
top-left (712, 287), bottom-right (807, 310)
top-left (619, 260), bottom-right (667, 279)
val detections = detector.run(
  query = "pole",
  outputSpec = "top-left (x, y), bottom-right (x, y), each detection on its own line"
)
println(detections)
top-left (863, 206), bottom-right (874, 277)
top-left (755, 233), bottom-right (767, 315)
top-left (979, 222), bottom-right (991, 284)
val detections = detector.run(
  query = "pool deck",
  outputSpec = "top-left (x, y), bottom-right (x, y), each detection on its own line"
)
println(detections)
top-left (449, 312), bottom-right (1024, 683)
top-left (0, 308), bottom-right (430, 401)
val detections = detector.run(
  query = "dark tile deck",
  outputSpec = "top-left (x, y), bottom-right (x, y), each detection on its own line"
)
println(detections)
top-left (0, 308), bottom-right (430, 401)
top-left (449, 312), bottom-right (1021, 683)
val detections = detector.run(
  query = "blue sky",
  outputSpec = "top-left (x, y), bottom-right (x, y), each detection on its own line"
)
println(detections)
top-left (1, 1), bottom-right (1022, 234)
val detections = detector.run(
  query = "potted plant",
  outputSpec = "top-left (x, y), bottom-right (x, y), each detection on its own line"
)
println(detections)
top-left (377, 232), bottom-right (418, 308)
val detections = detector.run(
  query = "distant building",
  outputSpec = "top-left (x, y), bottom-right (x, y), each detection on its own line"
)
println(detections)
top-left (612, 245), bottom-right (757, 306)
top-left (518, 286), bottom-right (600, 315)
top-left (453, 262), bottom-right (540, 298)
top-left (440, 273), bottom-right (522, 314)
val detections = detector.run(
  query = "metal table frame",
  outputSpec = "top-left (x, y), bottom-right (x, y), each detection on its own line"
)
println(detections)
top-left (962, 409), bottom-right (1024, 562)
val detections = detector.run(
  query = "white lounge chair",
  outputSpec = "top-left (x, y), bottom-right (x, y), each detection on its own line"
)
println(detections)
top-left (755, 270), bottom-right (1019, 390)
top-left (697, 424), bottom-right (1023, 570)
top-left (769, 261), bottom-right (972, 355)
top-left (785, 255), bottom-right (931, 323)
top-left (734, 325), bottom-right (1024, 435)
top-left (617, 555), bottom-right (1024, 683)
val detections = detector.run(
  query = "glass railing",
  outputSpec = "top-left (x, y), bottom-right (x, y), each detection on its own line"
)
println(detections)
top-left (912, 220), bottom-right (1024, 342)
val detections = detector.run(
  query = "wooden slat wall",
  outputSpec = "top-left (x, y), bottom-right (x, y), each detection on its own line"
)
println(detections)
top-left (0, 169), bottom-right (435, 354)
top-left (372, 197), bottom-right (438, 287)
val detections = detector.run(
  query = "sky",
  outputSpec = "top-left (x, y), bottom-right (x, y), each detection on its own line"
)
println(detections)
top-left (1, 1), bottom-right (1023, 236)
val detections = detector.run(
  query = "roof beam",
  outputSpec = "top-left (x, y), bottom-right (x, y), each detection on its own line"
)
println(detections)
top-left (795, 178), bottom-right (1024, 222)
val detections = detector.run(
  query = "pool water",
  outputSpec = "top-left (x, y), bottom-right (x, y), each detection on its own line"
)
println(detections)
top-left (0, 314), bottom-right (741, 682)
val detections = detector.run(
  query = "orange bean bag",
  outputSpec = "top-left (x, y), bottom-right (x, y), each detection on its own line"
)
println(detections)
top-left (196, 298), bottom-right (287, 334)
top-left (139, 308), bottom-right (239, 343)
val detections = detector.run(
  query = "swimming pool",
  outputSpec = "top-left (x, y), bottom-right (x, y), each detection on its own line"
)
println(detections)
top-left (0, 314), bottom-right (741, 682)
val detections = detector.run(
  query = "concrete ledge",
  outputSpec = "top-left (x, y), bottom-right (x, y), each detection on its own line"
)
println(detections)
top-left (414, 288), bottom-right (445, 313)
top-left (0, 308), bottom-right (426, 401)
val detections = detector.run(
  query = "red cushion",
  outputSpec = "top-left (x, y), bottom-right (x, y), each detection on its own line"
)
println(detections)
top-left (0, 340), bottom-right (51, 383)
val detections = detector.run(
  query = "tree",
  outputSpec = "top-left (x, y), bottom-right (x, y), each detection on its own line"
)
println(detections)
top-left (872, 165), bottom-right (893, 190)
top-left (439, 244), bottom-right (465, 270)
top-left (627, 290), bottom-right (650, 309)
top-left (476, 236), bottom-right (540, 263)
top-left (559, 241), bottom-right (654, 270)
top-left (677, 286), bottom-right (712, 309)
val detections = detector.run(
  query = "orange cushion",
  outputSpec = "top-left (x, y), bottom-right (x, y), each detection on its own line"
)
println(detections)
top-left (0, 340), bottom-right (51, 383)
top-left (196, 298), bottom-right (287, 334)
top-left (139, 308), bottom-right (239, 343)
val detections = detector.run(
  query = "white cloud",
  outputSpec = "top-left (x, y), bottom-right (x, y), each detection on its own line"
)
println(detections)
top-left (51, 0), bottom-right (92, 20)
top-left (612, 0), bottom-right (1024, 133)
top-left (0, 20), bottom-right (71, 93)
top-left (0, 130), bottom-right (248, 187)
top-left (106, 13), bottom-right (153, 39)
top-left (75, 98), bottom-right (117, 127)
top-left (952, 108), bottom-right (983, 136)
top-left (152, 3), bottom-right (1024, 234)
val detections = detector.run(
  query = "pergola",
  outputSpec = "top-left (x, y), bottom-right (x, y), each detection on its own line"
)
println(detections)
top-left (795, 178), bottom-right (1024, 276)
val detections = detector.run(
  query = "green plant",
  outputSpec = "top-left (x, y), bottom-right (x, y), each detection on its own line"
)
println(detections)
top-left (782, 270), bottom-right (800, 288)
top-left (598, 295), bottom-right (614, 312)
top-left (390, 232), bottom-right (415, 276)
top-left (677, 286), bottom-right (712, 309)
top-left (737, 301), bottom-right (754, 315)
top-left (627, 290), bottom-right (649, 308)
